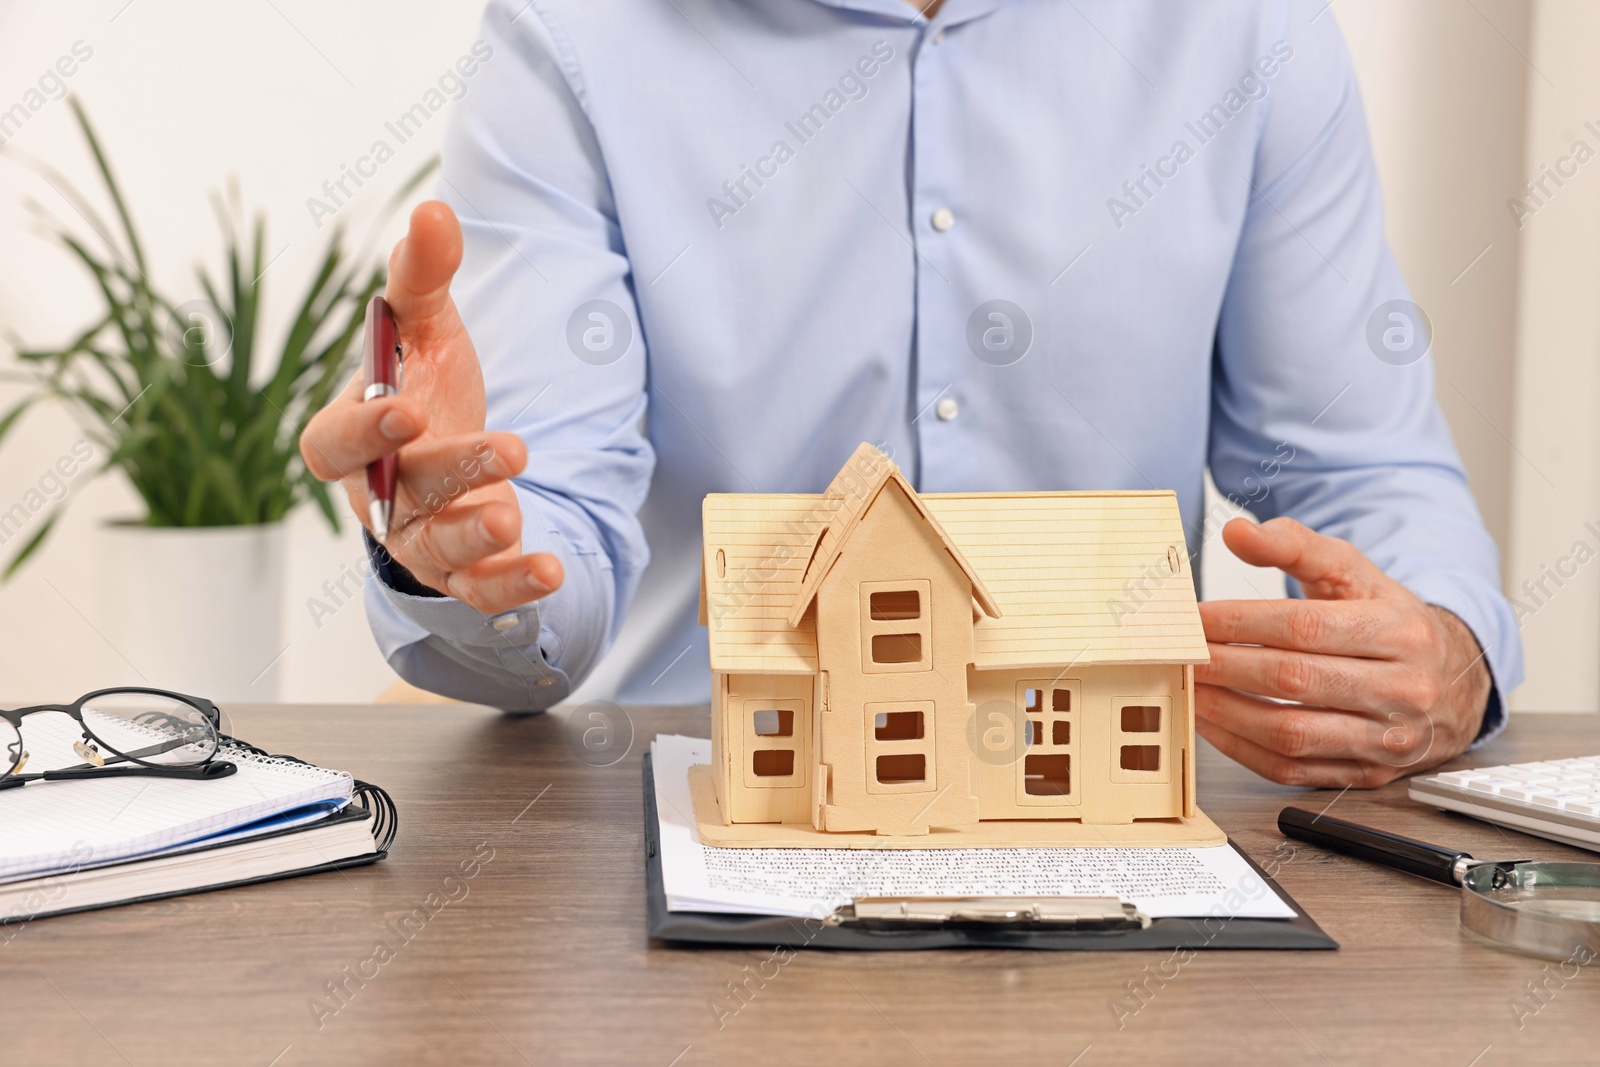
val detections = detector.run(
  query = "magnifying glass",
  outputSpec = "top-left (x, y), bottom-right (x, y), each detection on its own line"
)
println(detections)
top-left (1279, 806), bottom-right (1600, 960)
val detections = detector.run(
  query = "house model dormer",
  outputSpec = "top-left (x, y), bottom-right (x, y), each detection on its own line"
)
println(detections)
top-left (692, 443), bottom-right (1224, 848)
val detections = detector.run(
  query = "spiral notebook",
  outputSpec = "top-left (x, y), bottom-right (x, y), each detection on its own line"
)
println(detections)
top-left (0, 713), bottom-right (395, 925)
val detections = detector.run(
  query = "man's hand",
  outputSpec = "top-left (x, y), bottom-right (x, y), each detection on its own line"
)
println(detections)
top-left (1195, 517), bottom-right (1492, 788)
top-left (299, 201), bottom-right (563, 614)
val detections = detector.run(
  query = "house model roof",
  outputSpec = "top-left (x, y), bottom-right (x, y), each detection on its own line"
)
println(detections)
top-left (700, 444), bottom-right (1209, 675)
top-left (784, 442), bottom-right (1001, 627)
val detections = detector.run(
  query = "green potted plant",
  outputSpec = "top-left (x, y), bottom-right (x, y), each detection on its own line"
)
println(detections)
top-left (0, 100), bottom-right (429, 699)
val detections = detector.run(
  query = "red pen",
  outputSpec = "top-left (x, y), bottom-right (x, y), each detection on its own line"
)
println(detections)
top-left (362, 295), bottom-right (401, 540)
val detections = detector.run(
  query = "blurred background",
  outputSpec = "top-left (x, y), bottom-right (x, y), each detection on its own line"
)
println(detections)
top-left (0, 0), bottom-right (1591, 712)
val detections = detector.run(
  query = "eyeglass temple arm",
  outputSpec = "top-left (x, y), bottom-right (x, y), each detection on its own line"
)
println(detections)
top-left (2, 736), bottom-right (222, 779)
top-left (113, 736), bottom-right (211, 761)
top-left (0, 761), bottom-right (237, 790)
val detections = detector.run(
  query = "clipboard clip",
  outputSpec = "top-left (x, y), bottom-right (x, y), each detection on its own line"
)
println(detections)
top-left (827, 895), bottom-right (1151, 930)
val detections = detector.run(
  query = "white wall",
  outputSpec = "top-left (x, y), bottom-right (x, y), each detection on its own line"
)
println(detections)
top-left (0, 1), bottom-right (1585, 710)
top-left (1336, 0), bottom-right (1531, 565)
top-left (1504, 0), bottom-right (1600, 711)
top-left (0, 0), bottom-right (488, 702)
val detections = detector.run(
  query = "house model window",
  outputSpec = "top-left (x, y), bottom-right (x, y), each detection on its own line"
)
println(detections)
top-left (865, 701), bottom-right (935, 794)
top-left (1027, 689), bottom-right (1069, 785)
top-left (1111, 697), bottom-right (1171, 783)
top-left (1019, 683), bottom-right (1078, 803)
top-left (859, 579), bottom-right (932, 673)
top-left (743, 698), bottom-right (805, 787)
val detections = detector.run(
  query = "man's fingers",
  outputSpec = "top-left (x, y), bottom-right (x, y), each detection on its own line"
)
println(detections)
top-left (1196, 641), bottom-right (1424, 714)
top-left (393, 431), bottom-right (528, 509)
top-left (1220, 517), bottom-right (1395, 600)
top-left (387, 200), bottom-right (466, 345)
top-left (1199, 597), bottom-right (1414, 659)
top-left (300, 391), bottom-right (426, 481)
top-left (1195, 683), bottom-right (1368, 762)
top-left (1194, 712), bottom-right (1385, 789)
top-left (399, 498), bottom-right (522, 571)
top-left (442, 551), bottom-right (565, 616)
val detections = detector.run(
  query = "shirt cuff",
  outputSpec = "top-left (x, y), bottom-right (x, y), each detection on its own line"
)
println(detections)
top-left (369, 539), bottom-right (446, 598)
top-left (362, 517), bottom-right (572, 703)
top-left (1469, 683), bottom-right (1507, 749)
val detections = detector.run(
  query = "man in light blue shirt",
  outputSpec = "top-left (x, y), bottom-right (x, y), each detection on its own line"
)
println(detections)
top-left (302, 0), bottom-right (1520, 787)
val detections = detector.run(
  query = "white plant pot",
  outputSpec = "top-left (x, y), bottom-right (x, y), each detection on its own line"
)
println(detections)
top-left (96, 521), bottom-right (288, 703)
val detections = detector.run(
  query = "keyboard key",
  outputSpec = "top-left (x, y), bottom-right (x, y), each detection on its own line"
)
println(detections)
top-left (1466, 777), bottom-right (1518, 794)
top-left (1564, 801), bottom-right (1600, 817)
top-left (1433, 771), bottom-right (1490, 786)
top-left (1531, 791), bottom-right (1579, 808)
top-left (1500, 786), bottom-right (1542, 801)
top-left (1495, 767), bottom-right (1557, 782)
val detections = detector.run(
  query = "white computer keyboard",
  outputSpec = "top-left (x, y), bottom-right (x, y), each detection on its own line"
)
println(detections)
top-left (1409, 757), bottom-right (1600, 852)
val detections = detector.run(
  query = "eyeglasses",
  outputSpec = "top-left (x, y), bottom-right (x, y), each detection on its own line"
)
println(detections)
top-left (0, 687), bottom-right (235, 790)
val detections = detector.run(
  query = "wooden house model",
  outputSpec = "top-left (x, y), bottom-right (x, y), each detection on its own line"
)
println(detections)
top-left (692, 443), bottom-right (1224, 848)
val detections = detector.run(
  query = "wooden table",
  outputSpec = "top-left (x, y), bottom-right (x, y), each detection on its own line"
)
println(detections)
top-left (7, 705), bottom-right (1600, 1066)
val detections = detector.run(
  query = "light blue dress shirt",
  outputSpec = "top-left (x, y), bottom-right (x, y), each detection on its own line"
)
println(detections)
top-left (364, 0), bottom-right (1522, 739)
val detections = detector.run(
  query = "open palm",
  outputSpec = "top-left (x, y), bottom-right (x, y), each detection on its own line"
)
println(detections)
top-left (300, 201), bottom-right (563, 613)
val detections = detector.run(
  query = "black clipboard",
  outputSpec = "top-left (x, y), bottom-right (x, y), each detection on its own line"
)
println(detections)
top-left (643, 752), bottom-right (1336, 950)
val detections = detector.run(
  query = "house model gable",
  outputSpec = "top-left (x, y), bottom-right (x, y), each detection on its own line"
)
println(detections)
top-left (784, 442), bottom-right (1001, 628)
top-left (694, 443), bottom-right (1222, 848)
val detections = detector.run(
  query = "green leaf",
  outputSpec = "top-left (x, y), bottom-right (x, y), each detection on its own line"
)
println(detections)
top-left (67, 97), bottom-right (149, 280)
top-left (0, 398), bottom-right (36, 451)
top-left (2, 510), bottom-right (61, 582)
top-left (307, 475), bottom-right (341, 533)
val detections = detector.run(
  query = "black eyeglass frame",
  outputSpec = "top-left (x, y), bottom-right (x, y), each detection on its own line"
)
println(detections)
top-left (0, 686), bottom-right (236, 790)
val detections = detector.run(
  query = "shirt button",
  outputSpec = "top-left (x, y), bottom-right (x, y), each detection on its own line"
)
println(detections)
top-left (931, 208), bottom-right (955, 232)
top-left (491, 612), bottom-right (518, 632)
top-left (936, 396), bottom-right (960, 421)
top-left (931, 29), bottom-right (946, 45)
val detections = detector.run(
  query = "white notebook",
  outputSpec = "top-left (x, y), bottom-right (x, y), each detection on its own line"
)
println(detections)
top-left (0, 815), bottom-right (379, 921)
top-left (0, 712), bottom-right (353, 882)
top-left (651, 734), bottom-right (1296, 921)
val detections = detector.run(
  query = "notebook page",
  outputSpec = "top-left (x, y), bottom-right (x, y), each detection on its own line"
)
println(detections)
top-left (0, 800), bottom-right (353, 886)
top-left (651, 734), bottom-right (1296, 921)
top-left (0, 713), bottom-right (352, 880)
